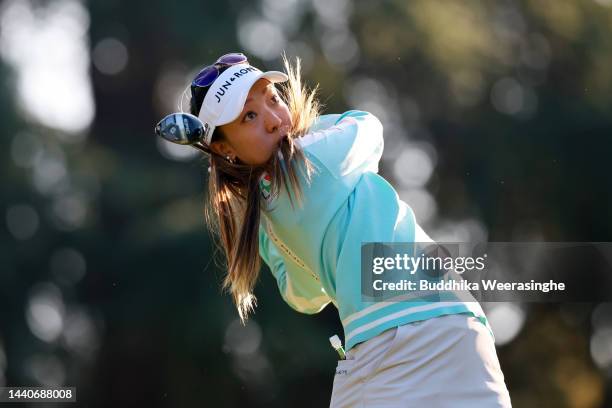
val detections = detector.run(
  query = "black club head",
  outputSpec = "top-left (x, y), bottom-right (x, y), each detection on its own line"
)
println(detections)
top-left (155, 112), bottom-right (205, 145)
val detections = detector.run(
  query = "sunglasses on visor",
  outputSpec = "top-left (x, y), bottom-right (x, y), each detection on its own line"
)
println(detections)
top-left (154, 53), bottom-right (249, 153)
top-left (191, 53), bottom-right (248, 88)
top-left (190, 52), bottom-right (249, 107)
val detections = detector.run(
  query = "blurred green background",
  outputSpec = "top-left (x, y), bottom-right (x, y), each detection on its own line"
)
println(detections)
top-left (1, 0), bottom-right (611, 406)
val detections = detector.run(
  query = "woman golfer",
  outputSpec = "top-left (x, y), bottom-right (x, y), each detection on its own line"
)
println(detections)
top-left (155, 52), bottom-right (512, 407)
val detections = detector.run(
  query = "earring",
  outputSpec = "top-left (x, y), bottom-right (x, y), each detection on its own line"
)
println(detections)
top-left (226, 155), bottom-right (234, 164)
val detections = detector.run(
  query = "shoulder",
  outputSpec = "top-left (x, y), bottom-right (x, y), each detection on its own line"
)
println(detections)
top-left (307, 113), bottom-right (342, 133)
top-left (310, 110), bottom-right (381, 131)
top-left (333, 110), bottom-right (381, 125)
top-left (296, 110), bottom-right (382, 149)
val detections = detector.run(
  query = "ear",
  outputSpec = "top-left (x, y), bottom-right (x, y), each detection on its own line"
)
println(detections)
top-left (209, 140), bottom-right (236, 159)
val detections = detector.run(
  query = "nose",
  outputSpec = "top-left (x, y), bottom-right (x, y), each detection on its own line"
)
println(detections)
top-left (264, 107), bottom-right (282, 134)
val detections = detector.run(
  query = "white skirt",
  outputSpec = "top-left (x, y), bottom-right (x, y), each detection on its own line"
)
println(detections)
top-left (329, 313), bottom-right (512, 407)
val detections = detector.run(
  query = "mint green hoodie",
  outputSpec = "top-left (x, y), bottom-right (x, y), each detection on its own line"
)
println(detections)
top-left (258, 110), bottom-right (492, 351)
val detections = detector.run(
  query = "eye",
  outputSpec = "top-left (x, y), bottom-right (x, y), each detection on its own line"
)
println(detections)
top-left (243, 111), bottom-right (257, 122)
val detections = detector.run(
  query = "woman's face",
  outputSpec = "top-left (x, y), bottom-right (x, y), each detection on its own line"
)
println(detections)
top-left (212, 78), bottom-right (291, 166)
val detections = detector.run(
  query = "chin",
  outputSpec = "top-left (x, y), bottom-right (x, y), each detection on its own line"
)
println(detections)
top-left (244, 146), bottom-right (280, 166)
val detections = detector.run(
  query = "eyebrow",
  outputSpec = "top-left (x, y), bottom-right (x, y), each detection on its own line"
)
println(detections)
top-left (245, 84), bottom-right (273, 105)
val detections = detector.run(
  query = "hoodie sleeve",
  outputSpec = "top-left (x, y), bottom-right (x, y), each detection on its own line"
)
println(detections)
top-left (296, 110), bottom-right (383, 184)
top-left (259, 225), bottom-right (331, 314)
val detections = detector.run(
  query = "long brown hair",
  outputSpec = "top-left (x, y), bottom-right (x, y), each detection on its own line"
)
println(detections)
top-left (190, 55), bottom-right (321, 322)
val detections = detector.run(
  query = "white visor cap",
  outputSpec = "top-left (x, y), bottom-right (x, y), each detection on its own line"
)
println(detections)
top-left (197, 63), bottom-right (289, 144)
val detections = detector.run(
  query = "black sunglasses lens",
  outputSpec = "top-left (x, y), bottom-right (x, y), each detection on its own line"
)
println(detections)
top-left (192, 54), bottom-right (248, 87)
top-left (192, 65), bottom-right (219, 87)
top-left (216, 53), bottom-right (247, 65)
